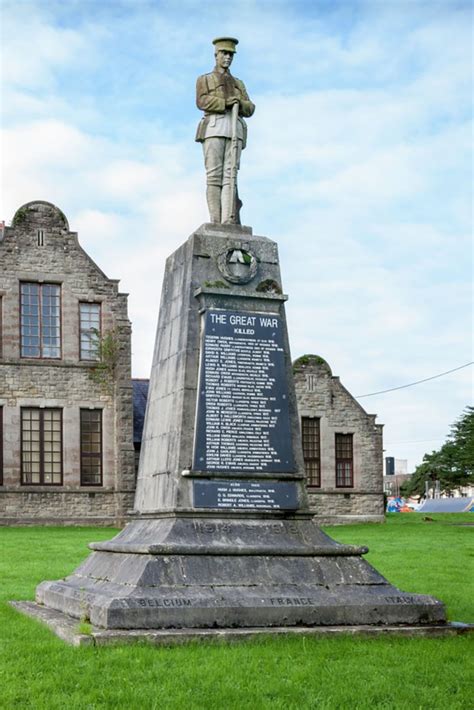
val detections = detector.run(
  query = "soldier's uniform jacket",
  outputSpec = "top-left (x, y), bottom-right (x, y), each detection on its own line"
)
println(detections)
top-left (195, 71), bottom-right (255, 148)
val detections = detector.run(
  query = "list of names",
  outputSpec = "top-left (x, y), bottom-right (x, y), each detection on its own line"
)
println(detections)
top-left (194, 480), bottom-right (298, 510)
top-left (193, 309), bottom-right (294, 473)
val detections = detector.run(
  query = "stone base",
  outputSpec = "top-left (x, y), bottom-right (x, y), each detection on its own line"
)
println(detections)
top-left (11, 602), bottom-right (471, 647)
top-left (35, 517), bottom-right (446, 630)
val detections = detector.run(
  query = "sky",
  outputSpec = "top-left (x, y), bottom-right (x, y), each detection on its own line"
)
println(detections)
top-left (1, 0), bottom-right (472, 471)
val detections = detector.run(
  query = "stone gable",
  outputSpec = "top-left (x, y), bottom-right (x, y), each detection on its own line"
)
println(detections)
top-left (0, 202), bottom-right (135, 525)
top-left (293, 355), bottom-right (384, 524)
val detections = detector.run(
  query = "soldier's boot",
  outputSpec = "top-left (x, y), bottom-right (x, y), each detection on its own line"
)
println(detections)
top-left (206, 186), bottom-right (222, 223)
top-left (221, 186), bottom-right (241, 224)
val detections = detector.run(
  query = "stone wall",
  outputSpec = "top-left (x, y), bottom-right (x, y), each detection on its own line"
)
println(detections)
top-left (0, 490), bottom-right (135, 526)
top-left (0, 201), bottom-right (135, 525)
top-left (293, 355), bottom-right (384, 524)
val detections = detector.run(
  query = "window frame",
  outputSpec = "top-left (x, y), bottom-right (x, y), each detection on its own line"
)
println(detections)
top-left (0, 295), bottom-right (3, 359)
top-left (301, 416), bottom-right (321, 487)
top-left (335, 433), bottom-right (354, 488)
top-left (0, 407), bottom-right (3, 486)
top-left (80, 409), bottom-right (103, 486)
top-left (20, 282), bottom-right (62, 360)
top-left (20, 407), bottom-right (63, 486)
top-left (79, 302), bottom-right (102, 361)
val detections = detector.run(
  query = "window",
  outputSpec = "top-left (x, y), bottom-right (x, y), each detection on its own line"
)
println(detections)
top-left (335, 433), bottom-right (354, 487)
top-left (80, 410), bottom-right (102, 485)
top-left (302, 417), bottom-right (320, 487)
top-left (79, 303), bottom-right (101, 360)
top-left (21, 408), bottom-right (62, 485)
top-left (20, 283), bottom-right (61, 359)
top-left (0, 296), bottom-right (2, 358)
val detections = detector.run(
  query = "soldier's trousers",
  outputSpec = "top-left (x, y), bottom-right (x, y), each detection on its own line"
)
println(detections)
top-left (202, 137), bottom-right (242, 223)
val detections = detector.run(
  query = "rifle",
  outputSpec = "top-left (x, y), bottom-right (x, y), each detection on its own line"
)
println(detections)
top-left (228, 101), bottom-right (239, 224)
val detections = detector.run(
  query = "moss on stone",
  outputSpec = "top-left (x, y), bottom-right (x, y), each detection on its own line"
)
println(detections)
top-left (256, 279), bottom-right (282, 295)
top-left (11, 207), bottom-right (29, 226)
top-left (293, 354), bottom-right (331, 374)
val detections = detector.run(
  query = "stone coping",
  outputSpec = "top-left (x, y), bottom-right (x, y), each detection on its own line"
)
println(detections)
top-left (180, 470), bottom-right (304, 480)
top-left (87, 541), bottom-right (369, 555)
top-left (194, 223), bottom-right (253, 236)
top-left (193, 286), bottom-right (288, 301)
top-left (11, 602), bottom-right (473, 648)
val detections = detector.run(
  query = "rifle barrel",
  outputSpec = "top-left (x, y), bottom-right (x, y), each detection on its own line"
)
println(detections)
top-left (228, 102), bottom-right (239, 223)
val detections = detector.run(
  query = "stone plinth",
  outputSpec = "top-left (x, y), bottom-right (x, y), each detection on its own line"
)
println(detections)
top-left (34, 224), bottom-right (446, 631)
top-left (132, 223), bottom-right (306, 514)
top-left (36, 516), bottom-right (445, 629)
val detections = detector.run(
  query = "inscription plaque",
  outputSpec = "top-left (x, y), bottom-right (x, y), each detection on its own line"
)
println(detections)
top-left (193, 309), bottom-right (294, 473)
top-left (194, 480), bottom-right (298, 510)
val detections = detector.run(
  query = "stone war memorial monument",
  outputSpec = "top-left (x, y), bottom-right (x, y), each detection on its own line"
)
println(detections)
top-left (17, 37), bottom-right (447, 643)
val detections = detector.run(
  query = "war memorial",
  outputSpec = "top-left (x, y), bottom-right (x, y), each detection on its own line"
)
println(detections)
top-left (15, 37), bottom-right (448, 643)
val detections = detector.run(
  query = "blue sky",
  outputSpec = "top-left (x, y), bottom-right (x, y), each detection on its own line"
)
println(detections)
top-left (2, 0), bottom-right (472, 470)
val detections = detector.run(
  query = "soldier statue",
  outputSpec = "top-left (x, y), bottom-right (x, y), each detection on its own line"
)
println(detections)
top-left (195, 37), bottom-right (255, 224)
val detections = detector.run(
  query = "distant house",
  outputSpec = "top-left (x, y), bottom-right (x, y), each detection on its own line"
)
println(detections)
top-left (0, 201), bottom-right (135, 525)
top-left (293, 355), bottom-right (384, 524)
top-left (383, 473), bottom-right (413, 498)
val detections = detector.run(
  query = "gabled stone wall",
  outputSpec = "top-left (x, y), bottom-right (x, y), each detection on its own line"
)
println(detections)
top-left (0, 201), bottom-right (135, 525)
top-left (293, 355), bottom-right (384, 524)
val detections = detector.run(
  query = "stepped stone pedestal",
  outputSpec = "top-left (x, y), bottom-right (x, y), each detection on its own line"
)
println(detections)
top-left (35, 224), bottom-right (446, 630)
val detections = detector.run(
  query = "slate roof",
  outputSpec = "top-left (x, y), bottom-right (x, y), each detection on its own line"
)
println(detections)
top-left (132, 379), bottom-right (149, 444)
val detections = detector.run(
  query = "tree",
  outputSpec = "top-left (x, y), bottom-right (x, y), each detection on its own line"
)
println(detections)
top-left (401, 406), bottom-right (474, 499)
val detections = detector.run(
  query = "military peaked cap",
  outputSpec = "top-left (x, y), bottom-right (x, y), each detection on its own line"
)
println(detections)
top-left (213, 36), bottom-right (239, 53)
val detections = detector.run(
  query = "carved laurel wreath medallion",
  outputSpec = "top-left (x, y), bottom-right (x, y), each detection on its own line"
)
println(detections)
top-left (216, 248), bottom-right (258, 284)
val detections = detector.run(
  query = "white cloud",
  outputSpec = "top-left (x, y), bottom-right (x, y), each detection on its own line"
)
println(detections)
top-left (2, 18), bottom-right (85, 88)
top-left (1, 0), bottom-right (471, 472)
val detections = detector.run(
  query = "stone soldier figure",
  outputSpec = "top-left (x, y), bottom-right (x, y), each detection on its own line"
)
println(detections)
top-left (195, 37), bottom-right (255, 224)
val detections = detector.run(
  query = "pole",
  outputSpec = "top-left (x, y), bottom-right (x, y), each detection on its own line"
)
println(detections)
top-left (228, 101), bottom-right (239, 223)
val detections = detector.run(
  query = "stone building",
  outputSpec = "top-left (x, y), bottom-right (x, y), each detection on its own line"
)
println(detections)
top-left (0, 201), bottom-right (135, 525)
top-left (383, 473), bottom-right (412, 498)
top-left (293, 355), bottom-right (384, 524)
top-left (132, 357), bottom-right (385, 524)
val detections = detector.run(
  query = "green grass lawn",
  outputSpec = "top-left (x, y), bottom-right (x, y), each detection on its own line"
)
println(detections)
top-left (0, 515), bottom-right (472, 709)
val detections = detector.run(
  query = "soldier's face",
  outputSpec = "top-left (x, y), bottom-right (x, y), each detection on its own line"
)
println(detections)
top-left (216, 50), bottom-right (234, 70)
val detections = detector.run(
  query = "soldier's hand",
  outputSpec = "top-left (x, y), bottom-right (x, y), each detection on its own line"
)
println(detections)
top-left (225, 96), bottom-right (240, 108)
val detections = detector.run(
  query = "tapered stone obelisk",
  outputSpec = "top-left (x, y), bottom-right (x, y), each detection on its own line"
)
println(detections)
top-left (35, 223), bottom-right (446, 630)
